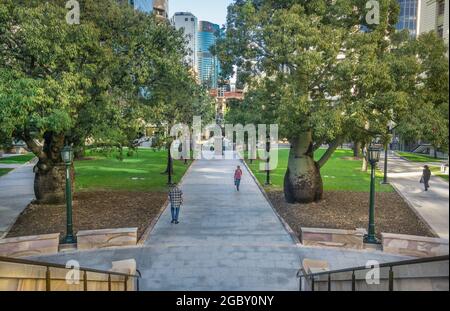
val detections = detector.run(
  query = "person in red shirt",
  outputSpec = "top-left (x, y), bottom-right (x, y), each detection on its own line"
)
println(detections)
top-left (234, 166), bottom-right (243, 192)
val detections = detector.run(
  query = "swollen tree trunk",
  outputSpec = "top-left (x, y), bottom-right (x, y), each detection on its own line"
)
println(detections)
top-left (26, 132), bottom-right (74, 205)
top-left (284, 132), bottom-right (323, 203)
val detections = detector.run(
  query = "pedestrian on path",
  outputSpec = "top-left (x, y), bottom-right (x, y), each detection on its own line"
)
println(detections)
top-left (421, 165), bottom-right (432, 191)
top-left (169, 184), bottom-right (183, 224)
top-left (234, 166), bottom-right (243, 192)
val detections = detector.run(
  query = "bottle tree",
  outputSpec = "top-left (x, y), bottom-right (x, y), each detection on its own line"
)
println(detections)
top-left (217, 0), bottom-right (447, 203)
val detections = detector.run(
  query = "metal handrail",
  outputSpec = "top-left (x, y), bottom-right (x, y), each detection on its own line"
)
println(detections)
top-left (297, 255), bottom-right (449, 291)
top-left (0, 256), bottom-right (141, 291)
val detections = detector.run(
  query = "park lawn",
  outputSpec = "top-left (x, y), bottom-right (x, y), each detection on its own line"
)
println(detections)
top-left (0, 153), bottom-right (35, 164)
top-left (397, 151), bottom-right (445, 163)
top-left (246, 148), bottom-right (393, 192)
top-left (0, 168), bottom-right (13, 177)
top-left (430, 166), bottom-right (449, 182)
top-left (75, 148), bottom-right (191, 192)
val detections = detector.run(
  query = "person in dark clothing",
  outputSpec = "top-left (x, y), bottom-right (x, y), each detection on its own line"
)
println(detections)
top-left (421, 165), bottom-right (432, 191)
top-left (168, 184), bottom-right (183, 224)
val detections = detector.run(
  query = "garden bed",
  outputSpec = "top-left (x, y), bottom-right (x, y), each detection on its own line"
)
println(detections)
top-left (6, 191), bottom-right (167, 242)
top-left (267, 190), bottom-right (436, 239)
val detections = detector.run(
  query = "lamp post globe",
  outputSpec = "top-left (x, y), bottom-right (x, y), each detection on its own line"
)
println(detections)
top-left (61, 145), bottom-right (76, 244)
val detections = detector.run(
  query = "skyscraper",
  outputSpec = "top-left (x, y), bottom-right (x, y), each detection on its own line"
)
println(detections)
top-left (172, 12), bottom-right (198, 72)
top-left (395, 0), bottom-right (449, 44)
top-left (396, 0), bottom-right (419, 37)
top-left (198, 21), bottom-right (221, 89)
top-left (121, 0), bottom-right (169, 18)
top-left (418, 0), bottom-right (449, 45)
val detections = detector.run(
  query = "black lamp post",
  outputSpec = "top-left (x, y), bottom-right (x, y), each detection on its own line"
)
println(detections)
top-left (61, 145), bottom-right (76, 244)
top-left (265, 135), bottom-right (271, 185)
top-left (364, 143), bottom-right (382, 244)
top-left (382, 123), bottom-right (395, 184)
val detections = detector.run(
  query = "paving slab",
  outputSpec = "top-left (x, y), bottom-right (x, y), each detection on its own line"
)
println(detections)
top-left (0, 162), bottom-right (35, 238)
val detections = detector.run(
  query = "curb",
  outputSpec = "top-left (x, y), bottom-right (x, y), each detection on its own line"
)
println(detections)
top-left (137, 159), bottom-right (196, 245)
top-left (241, 159), bottom-right (302, 246)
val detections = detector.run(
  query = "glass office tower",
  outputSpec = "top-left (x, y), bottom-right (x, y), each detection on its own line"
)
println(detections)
top-left (198, 21), bottom-right (221, 89)
top-left (396, 0), bottom-right (419, 37)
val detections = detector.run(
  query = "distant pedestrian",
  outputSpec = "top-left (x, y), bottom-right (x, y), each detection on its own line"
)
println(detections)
top-left (421, 165), bottom-right (432, 191)
top-left (234, 166), bottom-right (243, 192)
top-left (168, 184), bottom-right (183, 224)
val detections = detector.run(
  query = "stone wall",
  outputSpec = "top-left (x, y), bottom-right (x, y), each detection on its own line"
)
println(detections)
top-left (0, 233), bottom-right (60, 258)
top-left (77, 228), bottom-right (138, 251)
top-left (382, 233), bottom-right (449, 258)
top-left (300, 227), bottom-right (366, 250)
top-left (0, 259), bottom-right (137, 291)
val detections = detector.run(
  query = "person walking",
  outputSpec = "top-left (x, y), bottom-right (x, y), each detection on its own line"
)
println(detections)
top-left (234, 166), bottom-right (243, 192)
top-left (168, 184), bottom-right (183, 224)
top-left (421, 165), bottom-right (432, 192)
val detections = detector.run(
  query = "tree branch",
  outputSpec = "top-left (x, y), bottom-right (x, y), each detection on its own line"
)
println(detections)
top-left (21, 132), bottom-right (46, 160)
top-left (317, 136), bottom-right (344, 169)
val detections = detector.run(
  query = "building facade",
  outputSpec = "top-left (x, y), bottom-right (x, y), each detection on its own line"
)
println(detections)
top-left (198, 21), bottom-right (221, 89)
top-left (396, 0), bottom-right (449, 45)
top-left (171, 12), bottom-right (198, 72)
top-left (418, 0), bottom-right (449, 45)
top-left (396, 0), bottom-right (420, 37)
top-left (123, 0), bottom-right (169, 18)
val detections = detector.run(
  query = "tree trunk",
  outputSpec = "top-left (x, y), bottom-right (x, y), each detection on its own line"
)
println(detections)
top-left (361, 143), bottom-right (368, 172)
top-left (353, 141), bottom-right (362, 158)
top-left (284, 132), bottom-right (323, 204)
top-left (32, 133), bottom-right (74, 204)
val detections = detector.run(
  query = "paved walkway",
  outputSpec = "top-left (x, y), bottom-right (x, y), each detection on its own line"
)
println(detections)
top-left (32, 154), bottom-right (409, 291)
top-left (382, 152), bottom-right (449, 239)
top-left (0, 162), bottom-right (36, 238)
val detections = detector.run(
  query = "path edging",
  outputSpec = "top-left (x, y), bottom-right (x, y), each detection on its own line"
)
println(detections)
top-left (241, 159), bottom-right (302, 246)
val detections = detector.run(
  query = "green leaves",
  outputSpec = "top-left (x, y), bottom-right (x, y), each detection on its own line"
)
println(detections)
top-left (0, 0), bottom-right (209, 155)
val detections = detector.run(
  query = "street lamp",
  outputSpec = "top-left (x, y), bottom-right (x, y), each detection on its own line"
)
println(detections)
top-left (364, 143), bottom-right (382, 244)
top-left (382, 122), bottom-right (395, 184)
top-left (265, 135), bottom-right (271, 186)
top-left (61, 145), bottom-right (76, 244)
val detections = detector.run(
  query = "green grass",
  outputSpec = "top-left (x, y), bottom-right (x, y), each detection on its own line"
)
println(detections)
top-left (0, 154), bottom-right (35, 164)
top-left (246, 148), bottom-right (394, 192)
top-left (75, 149), bottom-right (191, 192)
top-left (0, 168), bottom-right (13, 177)
top-left (430, 166), bottom-right (449, 182)
top-left (397, 151), bottom-right (445, 163)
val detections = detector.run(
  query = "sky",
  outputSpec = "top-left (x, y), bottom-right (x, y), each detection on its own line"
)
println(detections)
top-left (169, 0), bottom-right (234, 26)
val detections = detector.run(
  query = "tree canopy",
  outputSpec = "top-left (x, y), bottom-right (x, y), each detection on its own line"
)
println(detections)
top-left (0, 0), bottom-right (211, 203)
top-left (217, 0), bottom-right (449, 203)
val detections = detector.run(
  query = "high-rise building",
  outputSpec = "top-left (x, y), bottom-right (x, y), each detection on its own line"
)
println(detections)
top-left (418, 0), bottom-right (449, 45)
top-left (395, 0), bottom-right (449, 45)
top-left (198, 21), bottom-right (222, 89)
top-left (121, 0), bottom-right (169, 18)
top-left (396, 0), bottom-right (420, 37)
top-left (172, 12), bottom-right (198, 72)
top-left (152, 0), bottom-right (169, 19)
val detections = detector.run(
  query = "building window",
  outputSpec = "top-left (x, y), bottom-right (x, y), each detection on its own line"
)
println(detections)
top-left (396, 0), bottom-right (418, 37)
top-left (185, 18), bottom-right (189, 21)
top-left (438, 0), bottom-right (445, 16)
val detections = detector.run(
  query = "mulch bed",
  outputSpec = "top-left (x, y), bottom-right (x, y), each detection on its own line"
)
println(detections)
top-left (6, 191), bottom-right (167, 242)
top-left (267, 190), bottom-right (436, 239)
